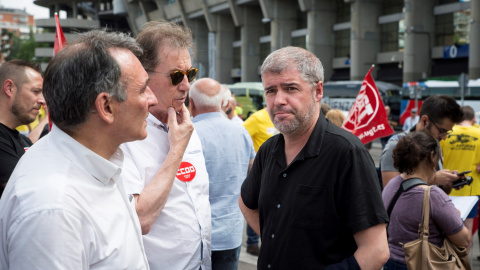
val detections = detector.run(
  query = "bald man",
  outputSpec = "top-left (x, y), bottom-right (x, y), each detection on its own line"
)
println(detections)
top-left (190, 78), bottom-right (255, 270)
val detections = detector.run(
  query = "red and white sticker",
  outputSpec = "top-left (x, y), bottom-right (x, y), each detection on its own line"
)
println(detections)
top-left (177, 162), bottom-right (196, 182)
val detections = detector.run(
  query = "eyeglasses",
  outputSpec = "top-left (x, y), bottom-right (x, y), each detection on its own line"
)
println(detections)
top-left (428, 117), bottom-right (452, 136)
top-left (147, 68), bottom-right (198, 86)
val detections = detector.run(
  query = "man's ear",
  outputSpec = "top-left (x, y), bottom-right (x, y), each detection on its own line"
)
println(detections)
top-left (315, 81), bottom-right (323, 102)
top-left (3, 79), bottom-right (16, 98)
top-left (94, 93), bottom-right (115, 124)
top-left (419, 115), bottom-right (429, 127)
top-left (189, 97), bottom-right (195, 111)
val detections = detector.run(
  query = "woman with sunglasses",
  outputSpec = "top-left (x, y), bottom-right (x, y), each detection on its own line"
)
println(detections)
top-left (382, 132), bottom-right (470, 270)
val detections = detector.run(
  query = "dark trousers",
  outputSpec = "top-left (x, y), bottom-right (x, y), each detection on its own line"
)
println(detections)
top-left (211, 246), bottom-right (241, 270)
top-left (383, 258), bottom-right (407, 270)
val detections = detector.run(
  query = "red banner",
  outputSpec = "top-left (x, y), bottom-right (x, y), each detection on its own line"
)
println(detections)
top-left (342, 66), bottom-right (394, 144)
top-left (54, 13), bottom-right (67, 55)
top-left (50, 13), bottom-right (68, 130)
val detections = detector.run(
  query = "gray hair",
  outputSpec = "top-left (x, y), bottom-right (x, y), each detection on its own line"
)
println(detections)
top-left (136, 20), bottom-right (194, 72)
top-left (190, 82), bottom-right (223, 111)
top-left (220, 84), bottom-right (232, 107)
top-left (261, 46), bottom-right (324, 85)
top-left (43, 30), bottom-right (142, 130)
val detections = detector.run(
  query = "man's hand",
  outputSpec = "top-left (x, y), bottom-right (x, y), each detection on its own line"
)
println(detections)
top-left (432, 169), bottom-right (459, 186)
top-left (166, 105), bottom-right (194, 152)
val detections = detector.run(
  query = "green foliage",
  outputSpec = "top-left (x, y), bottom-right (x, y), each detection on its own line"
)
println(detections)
top-left (5, 28), bottom-right (36, 62)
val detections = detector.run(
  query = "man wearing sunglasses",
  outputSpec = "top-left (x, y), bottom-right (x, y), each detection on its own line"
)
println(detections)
top-left (121, 21), bottom-right (211, 270)
top-left (381, 95), bottom-right (464, 193)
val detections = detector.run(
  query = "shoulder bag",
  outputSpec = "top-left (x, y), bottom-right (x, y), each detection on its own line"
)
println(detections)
top-left (402, 186), bottom-right (471, 270)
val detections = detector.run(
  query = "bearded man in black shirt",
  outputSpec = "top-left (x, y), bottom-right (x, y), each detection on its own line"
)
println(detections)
top-left (0, 60), bottom-right (44, 197)
top-left (239, 47), bottom-right (389, 270)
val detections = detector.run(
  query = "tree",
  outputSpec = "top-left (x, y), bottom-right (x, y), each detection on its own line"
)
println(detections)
top-left (5, 28), bottom-right (36, 62)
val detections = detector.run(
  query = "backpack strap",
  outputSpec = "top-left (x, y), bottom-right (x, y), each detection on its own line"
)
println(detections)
top-left (387, 178), bottom-right (427, 217)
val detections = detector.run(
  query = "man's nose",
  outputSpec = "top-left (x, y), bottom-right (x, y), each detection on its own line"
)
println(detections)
top-left (146, 86), bottom-right (158, 107)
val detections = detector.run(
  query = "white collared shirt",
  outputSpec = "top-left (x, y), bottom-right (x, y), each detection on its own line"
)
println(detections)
top-left (0, 125), bottom-right (148, 270)
top-left (121, 113), bottom-right (211, 270)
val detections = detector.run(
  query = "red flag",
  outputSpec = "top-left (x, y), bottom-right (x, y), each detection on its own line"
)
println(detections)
top-left (342, 66), bottom-right (394, 144)
top-left (49, 13), bottom-right (68, 130)
top-left (54, 13), bottom-right (67, 55)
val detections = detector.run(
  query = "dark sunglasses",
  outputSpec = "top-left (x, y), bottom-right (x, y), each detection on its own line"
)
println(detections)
top-left (148, 68), bottom-right (198, 86)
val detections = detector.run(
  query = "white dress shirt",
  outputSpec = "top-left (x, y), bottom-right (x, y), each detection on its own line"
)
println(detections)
top-left (0, 125), bottom-right (148, 270)
top-left (121, 113), bottom-right (212, 270)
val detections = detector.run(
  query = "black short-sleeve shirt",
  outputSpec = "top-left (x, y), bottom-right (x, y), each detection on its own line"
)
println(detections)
top-left (241, 115), bottom-right (388, 269)
top-left (0, 123), bottom-right (32, 195)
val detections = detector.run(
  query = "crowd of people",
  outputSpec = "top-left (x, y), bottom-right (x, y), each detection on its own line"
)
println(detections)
top-left (0, 19), bottom-right (478, 270)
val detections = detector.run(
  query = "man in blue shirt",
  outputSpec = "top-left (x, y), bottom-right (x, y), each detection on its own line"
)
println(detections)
top-left (190, 78), bottom-right (255, 270)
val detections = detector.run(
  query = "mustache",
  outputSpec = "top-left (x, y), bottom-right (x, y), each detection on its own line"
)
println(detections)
top-left (272, 106), bottom-right (295, 115)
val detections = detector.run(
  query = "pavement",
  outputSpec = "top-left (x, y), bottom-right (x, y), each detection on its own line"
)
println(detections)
top-left (237, 139), bottom-right (480, 269)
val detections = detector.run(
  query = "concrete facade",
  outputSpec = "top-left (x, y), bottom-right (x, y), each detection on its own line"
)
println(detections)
top-left (403, 0), bottom-right (435, 83)
top-left (34, 0), bottom-right (480, 84)
top-left (470, 0), bottom-right (480, 79)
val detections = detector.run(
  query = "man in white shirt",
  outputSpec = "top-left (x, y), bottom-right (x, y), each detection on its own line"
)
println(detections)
top-left (402, 108), bottom-right (420, 131)
top-left (0, 30), bottom-right (156, 269)
top-left (121, 21), bottom-right (212, 270)
top-left (190, 78), bottom-right (255, 269)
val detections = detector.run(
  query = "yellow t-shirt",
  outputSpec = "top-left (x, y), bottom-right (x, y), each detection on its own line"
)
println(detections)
top-left (242, 108), bottom-right (278, 152)
top-left (441, 125), bottom-right (480, 196)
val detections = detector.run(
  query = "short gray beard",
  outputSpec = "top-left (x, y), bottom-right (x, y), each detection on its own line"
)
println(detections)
top-left (273, 99), bottom-right (317, 136)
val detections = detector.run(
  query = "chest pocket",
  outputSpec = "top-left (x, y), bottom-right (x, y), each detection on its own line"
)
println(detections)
top-left (291, 184), bottom-right (328, 230)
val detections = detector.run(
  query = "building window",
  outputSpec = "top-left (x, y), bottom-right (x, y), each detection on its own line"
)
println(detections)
top-left (435, 9), bottom-right (470, 46)
top-left (335, 1), bottom-right (350, 23)
top-left (233, 47), bottom-right (241, 69)
top-left (382, 0), bottom-right (404, 15)
top-left (334, 29), bottom-right (350, 58)
top-left (235, 27), bottom-right (241, 42)
top-left (295, 8), bottom-right (307, 29)
top-left (380, 21), bottom-right (405, 52)
top-left (260, 42), bottom-right (270, 64)
top-left (438, 0), bottom-right (464, 4)
top-left (291, 36), bottom-right (306, 49)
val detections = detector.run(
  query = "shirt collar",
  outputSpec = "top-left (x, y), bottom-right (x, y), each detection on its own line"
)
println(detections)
top-left (192, 112), bottom-right (223, 123)
top-left (50, 125), bottom-right (123, 185)
top-left (147, 113), bottom-right (168, 132)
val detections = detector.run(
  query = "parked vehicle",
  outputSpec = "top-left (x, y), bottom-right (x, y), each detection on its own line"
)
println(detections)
top-left (227, 82), bottom-right (265, 119)
top-left (322, 80), bottom-right (402, 127)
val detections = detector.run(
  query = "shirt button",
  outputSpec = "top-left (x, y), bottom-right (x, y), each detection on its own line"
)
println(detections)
top-left (283, 173), bottom-right (287, 177)
top-left (271, 234), bottom-right (275, 238)
top-left (268, 264), bottom-right (271, 268)
top-left (277, 204), bottom-right (281, 208)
